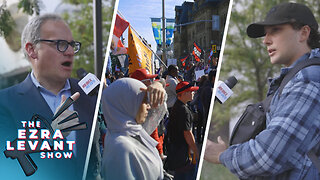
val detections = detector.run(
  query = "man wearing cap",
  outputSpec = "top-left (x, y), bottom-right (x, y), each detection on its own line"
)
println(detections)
top-left (166, 81), bottom-right (199, 179)
top-left (205, 2), bottom-right (320, 179)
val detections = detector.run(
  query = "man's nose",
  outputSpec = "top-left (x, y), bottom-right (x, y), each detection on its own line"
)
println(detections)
top-left (263, 33), bottom-right (271, 45)
top-left (64, 45), bottom-right (75, 56)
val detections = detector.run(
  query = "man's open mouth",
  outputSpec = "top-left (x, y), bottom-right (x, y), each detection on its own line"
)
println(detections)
top-left (62, 61), bottom-right (72, 67)
top-left (268, 49), bottom-right (276, 56)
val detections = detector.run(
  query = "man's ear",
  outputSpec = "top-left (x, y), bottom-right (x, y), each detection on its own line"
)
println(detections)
top-left (25, 42), bottom-right (38, 60)
top-left (299, 25), bottom-right (311, 43)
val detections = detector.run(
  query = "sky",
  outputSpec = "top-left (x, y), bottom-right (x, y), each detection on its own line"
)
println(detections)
top-left (40, 0), bottom-right (62, 12)
top-left (1, 0), bottom-right (192, 52)
top-left (118, 0), bottom-right (194, 52)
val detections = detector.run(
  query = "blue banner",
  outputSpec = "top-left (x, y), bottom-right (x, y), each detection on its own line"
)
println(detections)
top-left (151, 18), bottom-right (162, 45)
top-left (166, 18), bottom-right (175, 45)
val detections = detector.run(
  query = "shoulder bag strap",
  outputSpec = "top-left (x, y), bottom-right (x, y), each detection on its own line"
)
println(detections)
top-left (261, 58), bottom-right (320, 111)
top-left (277, 57), bottom-right (320, 171)
top-left (278, 58), bottom-right (320, 96)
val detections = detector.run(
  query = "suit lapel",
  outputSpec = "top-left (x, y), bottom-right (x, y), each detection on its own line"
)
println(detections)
top-left (13, 74), bottom-right (53, 127)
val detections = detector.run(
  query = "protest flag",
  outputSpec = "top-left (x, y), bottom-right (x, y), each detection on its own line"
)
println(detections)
top-left (112, 14), bottom-right (129, 55)
top-left (192, 42), bottom-right (203, 62)
top-left (208, 49), bottom-right (213, 64)
top-left (180, 55), bottom-right (189, 67)
top-left (127, 26), bottom-right (153, 74)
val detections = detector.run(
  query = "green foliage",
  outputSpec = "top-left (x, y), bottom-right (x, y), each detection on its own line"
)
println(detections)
top-left (61, 0), bottom-right (114, 77)
top-left (210, 0), bottom-right (320, 133)
top-left (203, 0), bottom-right (320, 178)
top-left (208, 0), bottom-right (279, 140)
top-left (0, 2), bottom-right (15, 37)
top-left (222, 0), bottom-right (320, 103)
top-left (17, 0), bottom-right (40, 15)
top-left (200, 161), bottom-right (237, 180)
top-left (223, 0), bottom-right (283, 102)
top-left (0, 0), bottom-right (39, 39)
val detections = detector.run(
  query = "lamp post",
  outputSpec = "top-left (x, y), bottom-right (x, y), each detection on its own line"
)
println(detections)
top-left (162, 0), bottom-right (166, 65)
top-left (93, 0), bottom-right (103, 79)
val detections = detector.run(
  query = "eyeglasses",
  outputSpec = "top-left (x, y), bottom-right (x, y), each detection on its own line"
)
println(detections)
top-left (35, 39), bottom-right (81, 54)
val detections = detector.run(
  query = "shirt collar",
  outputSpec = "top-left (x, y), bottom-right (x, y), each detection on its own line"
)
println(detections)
top-left (30, 71), bottom-right (71, 93)
top-left (267, 50), bottom-right (315, 96)
top-left (278, 53), bottom-right (309, 78)
top-left (267, 48), bottom-right (320, 84)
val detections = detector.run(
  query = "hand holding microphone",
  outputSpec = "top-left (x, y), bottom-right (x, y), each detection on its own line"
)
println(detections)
top-left (51, 92), bottom-right (87, 137)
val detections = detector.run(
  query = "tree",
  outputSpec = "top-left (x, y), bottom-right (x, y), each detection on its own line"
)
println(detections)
top-left (62, 0), bottom-right (114, 77)
top-left (0, 2), bottom-right (15, 37)
top-left (0, 0), bottom-right (40, 37)
top-left (209, 0), bottom-right (320, 137)
top-left (203, 1), bottom-right (319, 179)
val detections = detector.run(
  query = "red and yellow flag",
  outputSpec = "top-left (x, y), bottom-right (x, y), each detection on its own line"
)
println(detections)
top-left (180, 55), bottom-right (189, 67)
top-left (127, 26), bottom-right (153, 74)
top-left (192, 42), bottom-right (202, 62)
top-left (111, 14), bottom-right (129, 55)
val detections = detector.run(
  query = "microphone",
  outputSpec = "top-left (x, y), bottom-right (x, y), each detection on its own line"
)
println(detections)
top-left (76, 68), bottom-right (87, 79)
top-left (77, 68), bottom-right (100, 96)
top-left (215, 76), bottom-right (238, 104)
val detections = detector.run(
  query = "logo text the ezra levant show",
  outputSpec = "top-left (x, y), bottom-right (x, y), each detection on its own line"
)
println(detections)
top-left (6, 120), bottom-right (75, 159)
top-left (3, 96), bottom-right (86, 176)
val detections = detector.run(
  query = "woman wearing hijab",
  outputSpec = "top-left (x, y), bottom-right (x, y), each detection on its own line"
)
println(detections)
top-left (101, 78), bottom-right (164, 179)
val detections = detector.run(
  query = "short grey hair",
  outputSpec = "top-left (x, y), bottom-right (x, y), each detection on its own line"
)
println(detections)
top-left (21, 14), bottom-right (66, 59)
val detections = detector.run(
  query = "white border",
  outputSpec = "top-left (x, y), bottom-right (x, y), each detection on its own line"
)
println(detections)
top-left (81, 0), bottom-right (119, 179)
top-left (196, 0), bottom-right (234, 179)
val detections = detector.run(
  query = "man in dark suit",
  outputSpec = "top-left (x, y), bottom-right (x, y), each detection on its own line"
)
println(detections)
top-left (0, 14), bottom-right (99, 180)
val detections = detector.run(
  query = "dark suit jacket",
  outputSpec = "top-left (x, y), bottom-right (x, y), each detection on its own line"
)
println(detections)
top-left (0, 74), bottom-right (99, 180)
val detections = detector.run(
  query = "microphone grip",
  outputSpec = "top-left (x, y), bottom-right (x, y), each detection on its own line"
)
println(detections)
top-left (4, 150), bottom-right (37, 176)
top-left (18, 154), bottom-right (37, 176)
top-left (225, 76), bottom-right (238, 89)
top-left (76, 68), bottom-right (87, 79)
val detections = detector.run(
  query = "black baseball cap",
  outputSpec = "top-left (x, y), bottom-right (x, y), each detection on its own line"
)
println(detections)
top-left (247, 2), bottom-right (318, 38)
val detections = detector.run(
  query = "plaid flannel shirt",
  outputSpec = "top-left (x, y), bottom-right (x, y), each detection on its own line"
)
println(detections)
top-left (220, 49), bottom-right (320, 179)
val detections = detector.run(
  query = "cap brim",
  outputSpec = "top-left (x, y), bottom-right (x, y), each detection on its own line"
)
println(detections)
top-left (247, 19), bottom-right (291, 38)
top-left (146, 74), bottom-right (158, 79)
top-left (188, 86), bottom-right (199, 91)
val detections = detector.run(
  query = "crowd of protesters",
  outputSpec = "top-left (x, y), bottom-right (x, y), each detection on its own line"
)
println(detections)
top-left (99, 59), bottom-right (218, 180)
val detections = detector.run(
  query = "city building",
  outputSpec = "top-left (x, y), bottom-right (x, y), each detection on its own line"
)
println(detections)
top-left (174, 0), bottom-right (229, 66)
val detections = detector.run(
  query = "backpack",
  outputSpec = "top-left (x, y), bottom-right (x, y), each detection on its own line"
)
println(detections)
top-left (229, 58), bottom-right (320, 171)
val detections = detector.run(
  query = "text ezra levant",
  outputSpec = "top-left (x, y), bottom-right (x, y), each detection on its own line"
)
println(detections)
top-left (6, 121), bottom-right (75, 159)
